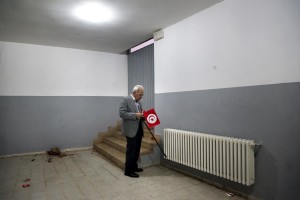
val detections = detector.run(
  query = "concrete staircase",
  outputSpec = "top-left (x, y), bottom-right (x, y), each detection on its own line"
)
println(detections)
top-left (93, 121), bottom-right (161, 169)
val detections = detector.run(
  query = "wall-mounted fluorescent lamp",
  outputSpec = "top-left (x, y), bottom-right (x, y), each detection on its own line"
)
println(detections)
top-left (130, 39), bottom-right (154, 53)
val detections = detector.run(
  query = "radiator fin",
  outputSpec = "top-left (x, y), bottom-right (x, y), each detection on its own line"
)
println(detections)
top-left (164, 129), bottom-right (255, 186)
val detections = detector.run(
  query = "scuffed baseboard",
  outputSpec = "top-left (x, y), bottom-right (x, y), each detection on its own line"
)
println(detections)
top-left (0, 146), bottom-right (92, 158)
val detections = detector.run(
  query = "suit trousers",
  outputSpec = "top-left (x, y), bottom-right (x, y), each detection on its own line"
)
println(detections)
top-left (125, 121), bottom-right (143, 173)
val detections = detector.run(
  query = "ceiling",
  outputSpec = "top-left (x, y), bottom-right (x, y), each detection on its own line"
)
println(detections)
top-left (0, 0), bottom-right (222, 54)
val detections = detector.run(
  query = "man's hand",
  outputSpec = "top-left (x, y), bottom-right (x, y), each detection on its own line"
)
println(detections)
top-left (135, 112), bottom-right (143, 119)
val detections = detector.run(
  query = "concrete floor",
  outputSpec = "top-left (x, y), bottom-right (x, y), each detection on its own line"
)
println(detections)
top-left (0, 150), bottom-right (246, 200)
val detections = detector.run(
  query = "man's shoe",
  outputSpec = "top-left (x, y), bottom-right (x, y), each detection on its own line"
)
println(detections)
top-left (124, 172), bottom-right (139, 178)
top-left (134, 168), bottom-right (144, 172)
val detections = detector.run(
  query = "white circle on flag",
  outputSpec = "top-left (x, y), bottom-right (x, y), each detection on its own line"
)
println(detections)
top-left (147, 114), bottom-right (157, 124)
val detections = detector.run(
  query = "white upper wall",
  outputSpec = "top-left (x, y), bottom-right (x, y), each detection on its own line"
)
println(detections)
top-left (0, 41), bottom-right (128, 96)
top-left (155, 0), bottom-right (300, 93)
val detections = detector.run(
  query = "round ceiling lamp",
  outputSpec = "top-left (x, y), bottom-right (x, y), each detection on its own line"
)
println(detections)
top-left (73, 2), bottom-right (113, 23)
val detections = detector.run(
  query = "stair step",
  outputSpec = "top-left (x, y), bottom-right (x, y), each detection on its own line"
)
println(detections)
top-left (104, 137), bottom-right (153, 155)
top-left (93, 121), bottom-right (161, 170)
top-left (104, 137), bottom-right (127, 152)
top-left (114, 130), bottom-right (160, 141)
top-left (125, 135), bottom-right (156, 149)
top-left (94, 143), bottom-right (125, 169)
top-left (113, 131), bottom-right (160, 146)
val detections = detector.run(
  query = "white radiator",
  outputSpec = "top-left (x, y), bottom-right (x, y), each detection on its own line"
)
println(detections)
top-left (164, 129), bottom-right (255, 186)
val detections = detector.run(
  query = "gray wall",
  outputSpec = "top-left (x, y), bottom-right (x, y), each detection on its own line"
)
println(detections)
top-left (0, 96), bottom-right (122, 155)
top-left (156, 82), bottom-right (300, 200)
top-left (128, 44), bottom-right (154, 110)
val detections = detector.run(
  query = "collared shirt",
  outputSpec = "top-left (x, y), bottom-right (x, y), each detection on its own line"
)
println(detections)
top-left (130, 94), bottom-right (141, 112)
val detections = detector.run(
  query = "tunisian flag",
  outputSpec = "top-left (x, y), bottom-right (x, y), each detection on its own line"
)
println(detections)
top-left (143, 108), bottom-right (160, 128)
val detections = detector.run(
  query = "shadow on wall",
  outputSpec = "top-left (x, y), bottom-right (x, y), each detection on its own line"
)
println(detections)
top-left (253, 146), bottom-right (277, 200)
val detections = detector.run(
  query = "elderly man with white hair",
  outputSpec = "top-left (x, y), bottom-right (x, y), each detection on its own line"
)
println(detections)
top-left (119, 85), bottom-right (145, 178)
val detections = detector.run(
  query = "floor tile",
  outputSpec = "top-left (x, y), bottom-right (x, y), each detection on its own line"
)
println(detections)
top-left (0, 150), bottom-right (246, 200)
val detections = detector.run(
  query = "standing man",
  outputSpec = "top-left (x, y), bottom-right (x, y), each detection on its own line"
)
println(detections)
top-left (119, 85), bottom-right (144, 178)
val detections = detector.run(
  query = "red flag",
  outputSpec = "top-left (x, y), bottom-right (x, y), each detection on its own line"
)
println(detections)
top-left (143, 108), bottom-right (160, 128)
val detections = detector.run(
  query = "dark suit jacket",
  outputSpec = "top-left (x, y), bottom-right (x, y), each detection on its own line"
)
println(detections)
top-left (119, 95), bottom-right (143, 138)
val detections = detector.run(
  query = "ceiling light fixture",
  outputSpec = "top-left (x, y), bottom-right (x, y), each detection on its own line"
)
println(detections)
top-left (73, 2), bottom-right (113, 23)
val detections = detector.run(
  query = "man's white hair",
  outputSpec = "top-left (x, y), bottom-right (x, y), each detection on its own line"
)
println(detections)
top-left (132, 85), bottom-right (144, 92)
